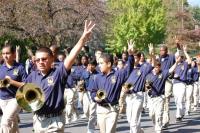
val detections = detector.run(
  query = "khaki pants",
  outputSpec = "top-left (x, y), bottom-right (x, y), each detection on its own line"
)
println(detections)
top-left (185, 84), bottom-right (193, 112)
top-left (0, 98), bottom-right (21, 133)
top-left (173, 82), bottom-right (186, 118)
top-left (148, 96), bottom-right (164, 133)
top-left (82, 92), bottom-right (97, 133)
top-left (33, 113), bottom-right (65, 133)
top-left (118, 91), bottom-right (126, 114)
top-left (64, 88), bottom-right (79, 123)
top-left (96, 104), bottom-right (119, 133)
top-left (162, 80), bottom-right (172, 125)
top-left (126, 92), bottom-right (144, 133)
top-left (193, 82), bottom-right (199, 107)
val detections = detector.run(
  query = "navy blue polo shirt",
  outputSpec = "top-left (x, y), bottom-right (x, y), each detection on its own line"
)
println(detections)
top-left (192, 66), bottom-right (199, 82)
top-left (159, 54), bottom-right (175, 71)
top-left (186, 66), bottom-right (194, 85)
top-left (25, 63), bottom-right (68, 115)
top-left (81, 69), bottom-right (98, 90)
top-left (0, 62), bottom-right (27, 100)
top-left (173, 61), bottom-right (189, 84)
top-left (146, 70), bottom-right (169, 97)
top-left (65, 65), bottom-right (81, 88)
top-left (89, 55), bottom-right (134, 104)
top-left (126, 63), bottom-right (153, 93)
top-left (76, 65), bottom-right (87, 78)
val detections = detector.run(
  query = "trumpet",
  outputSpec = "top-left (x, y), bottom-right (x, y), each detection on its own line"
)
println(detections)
top-left (0, 78), bottom-right (10, 88)
top-left (145, 79), bottom-right (153, 96)
top-left (122, 83), bottom-right (134, 90)
top-left (145, 80), bottom-right (152, 91)
top-left (96, 89), bottom-right (107, 100)
top-left (76, 80), bottom-right (85, 92)
top-left (16, 83), bottom-right (45, 112)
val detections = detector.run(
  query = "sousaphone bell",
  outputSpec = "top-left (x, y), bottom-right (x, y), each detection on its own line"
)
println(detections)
top-left (16, 83), bottom-right (45, 112)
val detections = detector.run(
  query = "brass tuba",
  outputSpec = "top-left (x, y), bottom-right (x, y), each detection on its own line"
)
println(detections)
top-left (96, 89), bottom-right (107, 100)
top-left (0, 78), bottom-right (10, 88)
top-left (16, 83), bottom-right (45, 112)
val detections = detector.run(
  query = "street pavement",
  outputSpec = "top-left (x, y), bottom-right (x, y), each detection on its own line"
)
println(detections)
top-left (18, 99), bottom-right (200, 133)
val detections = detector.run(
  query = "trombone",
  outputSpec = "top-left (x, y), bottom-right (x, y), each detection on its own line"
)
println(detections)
top-left (16, 83), bottom-right (45, 112)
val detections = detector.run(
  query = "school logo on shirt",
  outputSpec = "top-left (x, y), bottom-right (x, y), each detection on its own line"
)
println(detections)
top-left (137, 70), bottom-right (141, 76)
top-left (161, 58), bottom-right (165, 62)
top-left (181, 65), bottom-right (184, 70)
top-left (71, 68), bottom-right (75, 73)
top-left (47, 76), bottom-right (54, 86)
top-left (111, 76), bottom-right (116, 84)
top-left (13, 69), bottom-right (19, 76)
top-left (158, 74), bottom-right (162, 79)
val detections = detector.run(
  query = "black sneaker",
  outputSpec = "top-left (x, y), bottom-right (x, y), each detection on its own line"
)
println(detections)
top-left (162, 122), bottom-right (169, 129)
top-left (142, 108), bottom-right (145, 114)
top-left (176, 117), bottom-right (182, 122)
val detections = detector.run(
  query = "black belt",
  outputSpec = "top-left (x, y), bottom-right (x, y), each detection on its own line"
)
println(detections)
top-left (99, 102), bottom-right (118, 107)
top-left (35, 111), bottom-right (63, 118)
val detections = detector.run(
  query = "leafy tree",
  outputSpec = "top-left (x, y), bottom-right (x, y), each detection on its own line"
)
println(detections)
top-left (105, 0), bottom-right (167, 54)
top-left (191, 6), bottom-right (200, 22)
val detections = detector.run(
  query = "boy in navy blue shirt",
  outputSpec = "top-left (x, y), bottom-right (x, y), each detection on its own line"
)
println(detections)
top-left (89, 40), bottom-right (134, 133)
top-left (146, 59), bottom-right (179, 133)
top-left (172, 44), bottom-right (191, 122)
top-left (122, 44), bottom-right (154, 133)
top-left (24, 20), bottom-right (95, 133)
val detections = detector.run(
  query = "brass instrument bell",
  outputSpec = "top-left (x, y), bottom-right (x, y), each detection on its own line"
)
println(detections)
top-left (0, 78), bottom-right (10, 88)
top-left (96, 89), bottom-right (107, 100)
top-left (16, 83), bottom-right (45, 112)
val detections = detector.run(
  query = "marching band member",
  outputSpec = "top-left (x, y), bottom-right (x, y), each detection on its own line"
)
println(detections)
top-left (123, 43), bottom-right (154, 133)
top-left (146, 59), bottom-right (179, 133)
top-left (23, 20), bottom-right (95, 133)
top-left (192, 59), bottom-right (200, 111)
top-left (0, 43), bottom-right (27, 133)
top-left (89, 40), bottom-right (134, 133)
top-left (81, 58), bottom-right (98, 133)
top-left (158, 45), bottom-right (175, 127)
top-left (172, 44), bottom-right (191, 122)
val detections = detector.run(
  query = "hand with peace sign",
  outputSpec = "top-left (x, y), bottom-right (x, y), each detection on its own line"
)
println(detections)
top-left (148, 43), bottom-right (154, 55)
top-left (127, 39), bottom-right (135, 55)
top-left (182, 44), bottom-right (187, 52)
top-left (81, 20), bottom-right (96, 42)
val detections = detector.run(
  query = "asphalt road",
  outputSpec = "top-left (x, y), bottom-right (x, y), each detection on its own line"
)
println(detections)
top-left (17, 99), bottom-right (200, 133)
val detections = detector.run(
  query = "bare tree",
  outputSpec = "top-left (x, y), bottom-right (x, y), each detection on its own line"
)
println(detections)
top-left (0, 0), bottom-right (108, 49)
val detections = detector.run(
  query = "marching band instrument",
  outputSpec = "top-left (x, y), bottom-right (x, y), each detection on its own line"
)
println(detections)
top-left (145, 79), bottom-right (153, 96)
top-left (76, 80), bottom-right (85, 92)
top-left (122, 83), bottom-right (134, 91)
top-left (0, 78), bottom-right (10, 88)
top-left (96, 89), bottom-right (107, 100)
top-left (16, 83), bottom-right (45, 112)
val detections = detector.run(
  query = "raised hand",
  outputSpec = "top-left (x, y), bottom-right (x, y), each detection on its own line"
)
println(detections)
top-left (127, 39), bottom-right (135, 55)
top-left (82, 20), bottom-right (96, 40)
top-left (16, 45), bottom-right (21, 53)
top-left (182, 44), bottom-right (187, 52)
top-left (148, 43), bottom-right (154, 55)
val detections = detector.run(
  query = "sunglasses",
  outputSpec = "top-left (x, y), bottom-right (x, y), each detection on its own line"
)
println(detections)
top-left (35, 57), bottom-right (48, 63)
